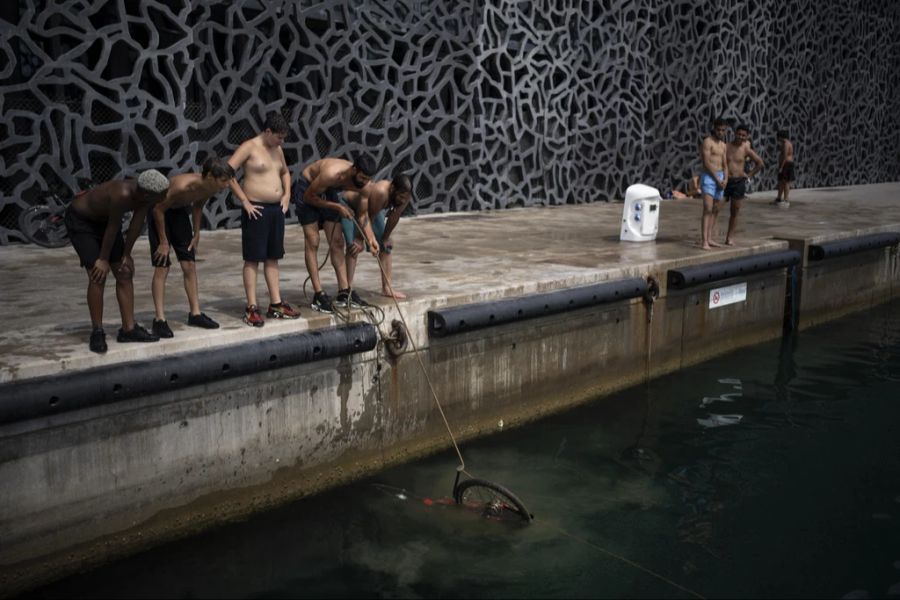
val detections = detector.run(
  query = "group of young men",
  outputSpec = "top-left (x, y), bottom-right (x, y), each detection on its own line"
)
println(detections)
top-left (66, 112), bottom-right (411, 353)
top-left (64, 112), bottom-right (798, 353)
top-left (698, 118), bottom-right (795, 250)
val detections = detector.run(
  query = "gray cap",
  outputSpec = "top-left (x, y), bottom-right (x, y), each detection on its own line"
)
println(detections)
top-left (137, 169), bottom-right (169, 194)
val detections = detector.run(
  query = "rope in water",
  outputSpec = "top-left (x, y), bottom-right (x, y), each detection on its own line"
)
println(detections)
top-left (332, 217), bottom-right (703, 599)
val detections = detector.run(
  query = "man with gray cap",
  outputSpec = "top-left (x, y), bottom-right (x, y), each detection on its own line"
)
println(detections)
top-left (65, 169), bottom-right (170, 353)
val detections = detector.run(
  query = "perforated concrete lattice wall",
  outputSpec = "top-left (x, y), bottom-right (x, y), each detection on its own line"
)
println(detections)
top-left (2, 0), bottom-right (899, 244)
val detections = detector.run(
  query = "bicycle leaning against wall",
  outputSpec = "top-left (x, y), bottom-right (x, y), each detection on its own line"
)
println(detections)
top-left (17, 178), bottom-right (137, 247)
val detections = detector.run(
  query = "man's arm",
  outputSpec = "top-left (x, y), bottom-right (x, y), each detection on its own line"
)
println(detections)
top-left (151, 195), bottom-right (175, 265)
top-left (701, 139), bottom-right (722, 185)
top-left (382, 200), bottom-right (408, 242)
top-left (188, 200), bottom-right (204, 252)
top-left (91, 202), bottom-right (125, 282)
top-left (227, 142), bottom-right (261, 219)
top-left (746, 145), bottom-right (765, 178)
top-left (278, 148), bottom-right (291, 214)
top-left (123, 204), bottom-right (149, 256)
top-left (304, 171), bottom-right (353, 218)
top-left (355, 196), bottom-right (379, 256)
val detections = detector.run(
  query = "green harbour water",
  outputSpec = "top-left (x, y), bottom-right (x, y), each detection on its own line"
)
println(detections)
top-left (30, 299), bottom-right (900, 599)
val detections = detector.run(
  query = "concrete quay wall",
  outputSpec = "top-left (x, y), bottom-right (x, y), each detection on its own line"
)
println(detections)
top-left (2, 191), bottom-right (900, 594)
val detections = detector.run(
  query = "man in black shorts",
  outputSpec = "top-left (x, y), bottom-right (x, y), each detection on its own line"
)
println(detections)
top-left (227, 113), bottom-right (301, 326)
top-left (293, 155), bottom-right (378, 313)
top-left (65, 169), bottom-right (170, 353)
top-left (149, 157), bottom-right (235, 337)
top-left (723, 124), bottom-right (764, 245)
top-left (774, 130), bottom-right (795, 207)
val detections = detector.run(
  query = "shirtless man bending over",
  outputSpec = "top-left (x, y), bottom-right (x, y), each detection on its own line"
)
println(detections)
top-left (228, 112), bottom-right (301, 327)
top-left (149, 157), bottom-right (235, 337)
top-left (723, 124), bottom-right (764, 245)
top-left (339, 172), bottom-right (413, 301)
top-left (699, 118), bottom-right (729, 250)
top-left (64, 169), bottom-right (170, 353)
top-left (292, 155), bottom-right (377, 313)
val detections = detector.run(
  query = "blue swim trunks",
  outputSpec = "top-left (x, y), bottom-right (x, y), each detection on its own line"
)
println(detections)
top-left (700, 171), bottom-right (725, 201)
top-left (339, 200), bottom-right (390, 254)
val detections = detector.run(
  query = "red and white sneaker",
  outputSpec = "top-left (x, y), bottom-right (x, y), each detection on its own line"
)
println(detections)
top-left (243, 304), bottom-right (265, 327)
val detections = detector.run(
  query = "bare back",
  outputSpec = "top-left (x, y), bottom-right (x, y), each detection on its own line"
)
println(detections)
top-left (779, 139), bottom-right (794, 166)
top-left (342, 180), bottom-right (390, 216)
top-left (71, 180), bottom-right (143, 222)
top-left (230, 136), bottom-right (286, 203)
top-left (162, 173), bottom-right (211, 209)
top-left (302, 157), bottom-right (354, 190)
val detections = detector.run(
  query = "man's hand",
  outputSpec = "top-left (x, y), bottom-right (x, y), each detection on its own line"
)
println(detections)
top-left (90, 258), bottom-right (110, 283)
top-left (347, 239), bottom-right (364, 258)
top-left (117, 254), bottom-right (134, 277)
top-left (382, 238), bottom-right (393, 252)
top-left (188, 234), bottom-right (200, 253)
top-left (243, 202), bottom-right (262, 219)
top-left (280, 199), bottom-right (290, 214)
top-left (368, 238), bottom-right (380, 257)
top-left (337, 204), bottom-right (354, 220)
top-left (717, 178), bottom-right (726, 188)
top-left (153, 241), bottom-right (171, 266)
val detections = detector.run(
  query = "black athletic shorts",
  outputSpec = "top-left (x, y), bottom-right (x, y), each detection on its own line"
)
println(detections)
top-left (779, 162), bottom-right (795, 183)
top-left (724, 177), bottom-right (747, 201)
top-left (148, 206), bottom-right (195, 267)
top-left (241, 201), bottom-right (285, 262)
top-left (64, 206), bottom-right (125, 269)
top-left (292, 176), bottom-right (341, 226)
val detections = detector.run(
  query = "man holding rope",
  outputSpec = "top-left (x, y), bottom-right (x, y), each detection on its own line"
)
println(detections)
top-left (292, 155), bottom-right (379, 313)
top-left (339, 172), bottom-right (413, 301)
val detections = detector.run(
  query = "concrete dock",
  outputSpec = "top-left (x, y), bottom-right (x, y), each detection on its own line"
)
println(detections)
top-left (3, 183), bottom-right (899, 382)
top-left (1, 182), bottom-right (899, 594)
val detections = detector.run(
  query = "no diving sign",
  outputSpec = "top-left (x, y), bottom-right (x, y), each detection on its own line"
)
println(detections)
top-left (709, 282), bottom-right (747, 309)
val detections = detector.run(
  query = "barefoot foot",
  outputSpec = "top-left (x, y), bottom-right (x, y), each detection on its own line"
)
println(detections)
top-left (381, 289), bottom-right (407, 300)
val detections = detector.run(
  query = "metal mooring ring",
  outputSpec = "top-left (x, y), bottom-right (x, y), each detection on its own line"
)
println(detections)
top-left (385, 319), bottom-right (409, 357)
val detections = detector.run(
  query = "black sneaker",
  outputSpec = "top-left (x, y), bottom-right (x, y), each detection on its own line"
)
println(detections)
top-left (334, 289), bottom-right (349, 308)
top-left (89, 328), bottom-right (107, 354)
top-left (188, 312), bottom-right (220, 329)
top-left (311, 291), bottom-right (334, 314)
top-left (117, 324), bottom-right (160, 343)
top-left (152, 319), bottom-right (174, 338)
top-left (348, 289), bottom-right (370, 308)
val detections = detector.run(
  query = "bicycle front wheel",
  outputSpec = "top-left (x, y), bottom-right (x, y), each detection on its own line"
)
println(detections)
top-left (18, 205), bottom-right (69, 248)
top-left (454, 477), bottom-right (533, 523)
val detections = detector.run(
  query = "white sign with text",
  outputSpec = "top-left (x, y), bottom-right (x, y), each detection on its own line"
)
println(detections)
top-left (709, 282), bottom-right (747, 309)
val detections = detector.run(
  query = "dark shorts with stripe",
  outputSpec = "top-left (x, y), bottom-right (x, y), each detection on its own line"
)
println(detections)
top-left (241, 202), bottom-right (285, 262)
top-left (64, 206), bottom-right (125, 269)
top-left (148, 206), bottom-right (195, 267)
top-left (779, 162), bottom-right (795, 183)
top-left (724, 177), bottom-right (747, 201)
top-left (292, 176), bottom-right (341, 226)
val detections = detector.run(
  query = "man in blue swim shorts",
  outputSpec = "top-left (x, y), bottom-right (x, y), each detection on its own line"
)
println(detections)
top-left (699, 117), bottom-right (729, 250)
top-left (292, 155), bottom-right (378, 313)
top-left (339, 172), bottom-right (413, 301)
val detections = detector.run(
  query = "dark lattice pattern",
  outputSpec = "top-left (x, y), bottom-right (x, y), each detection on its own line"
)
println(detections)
top-left (1, 0), bottom-right (899, 243)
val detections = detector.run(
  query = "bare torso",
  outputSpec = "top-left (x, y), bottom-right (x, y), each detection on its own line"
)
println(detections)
top-left (71, 180), bottom-right (142, 221)
top-left (702, 136), bottom-right (727, 175)
top-left (235, 136), bottom-right (286, 203)
top-left (726, 141), bottom-right (758, 178)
